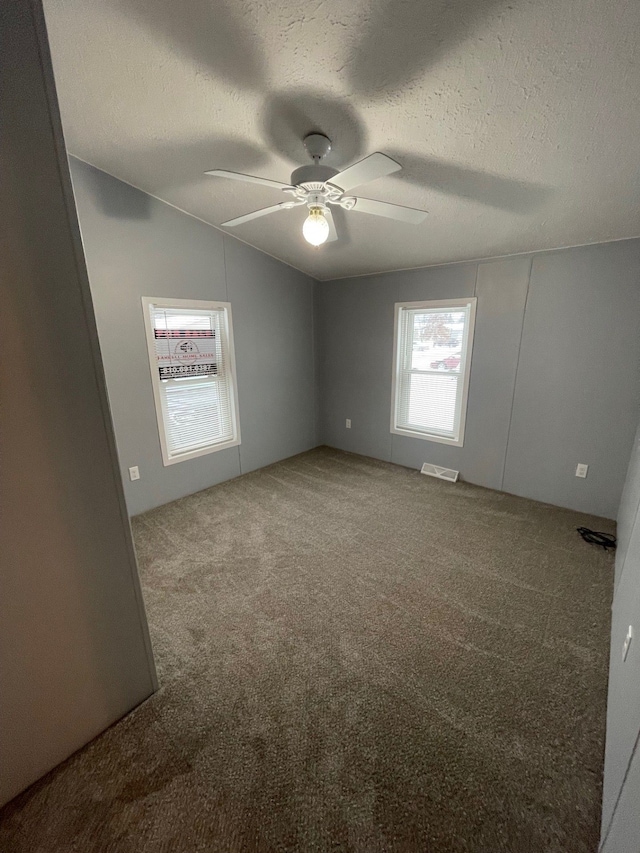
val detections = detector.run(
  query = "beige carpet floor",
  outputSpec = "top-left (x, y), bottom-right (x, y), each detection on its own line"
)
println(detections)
top-left (0, 447), bottom-right (615, 852)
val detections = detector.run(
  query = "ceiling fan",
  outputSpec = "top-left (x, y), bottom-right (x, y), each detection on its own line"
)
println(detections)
top-left (205, 134), bottom-right (428, 247)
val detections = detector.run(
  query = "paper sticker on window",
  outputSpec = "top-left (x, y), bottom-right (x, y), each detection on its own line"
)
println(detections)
top-left (154, 328), bottom-right (217, 379)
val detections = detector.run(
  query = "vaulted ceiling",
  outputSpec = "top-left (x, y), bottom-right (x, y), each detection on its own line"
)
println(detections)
top-left (44, 0), bottom-right (640, 280)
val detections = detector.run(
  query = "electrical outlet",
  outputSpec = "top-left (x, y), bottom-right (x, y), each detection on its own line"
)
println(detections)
top-left (129, 466), bottom-right (140, 481)
top-left (575, 463), bottom-right (588, 478)
top-left (623, 626), bottom-right (633, 661)
top-left (346, 419), bottom-right (351, 429)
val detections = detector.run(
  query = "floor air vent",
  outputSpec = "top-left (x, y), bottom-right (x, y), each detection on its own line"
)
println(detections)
top-left (420, 462), bottom-right (459, 483)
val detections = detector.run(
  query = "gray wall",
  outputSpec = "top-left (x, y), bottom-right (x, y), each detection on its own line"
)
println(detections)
top-left (69, 158), bottom-right (317, 516)
top-left (317, 240), bottom-right (640, 519)
top-left (602, 728), bottom-right (640, 853)
top-left (0, 0), bottom-right (156, 807)
top-left (601, 421), bottom-right (640, 849)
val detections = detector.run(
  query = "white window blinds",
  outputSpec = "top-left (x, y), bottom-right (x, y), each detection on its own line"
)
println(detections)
top-left (143, 299), bottom-right (240, 465)
top-left (391, 299), bottom-right (476, 446)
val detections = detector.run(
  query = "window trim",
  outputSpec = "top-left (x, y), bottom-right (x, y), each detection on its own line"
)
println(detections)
top-left (142, 296), bottom-right (241, 466)
top-left (390, 297), bottom-right (477, 447)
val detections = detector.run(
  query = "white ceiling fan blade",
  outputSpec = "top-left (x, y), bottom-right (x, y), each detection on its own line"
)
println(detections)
top-left (221, 202), bottom-right (294, 227)
top-left (327, 153), bottom-right (402, 193)
top-left (350, 197), bottom-right (428, 224)
top-left (205, 169), bottom-right (293, 191)
top-left (324, 207), bottom-right (338, 242)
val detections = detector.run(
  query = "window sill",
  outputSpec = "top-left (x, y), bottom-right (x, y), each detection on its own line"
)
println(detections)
top-left (390, 426), bottom-right (464, 447)
top-left (162, 436), bottom-right (241, 466)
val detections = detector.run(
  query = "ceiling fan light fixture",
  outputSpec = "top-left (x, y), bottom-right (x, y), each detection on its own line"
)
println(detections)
top-left (302, 206), bottom-right (330, 246)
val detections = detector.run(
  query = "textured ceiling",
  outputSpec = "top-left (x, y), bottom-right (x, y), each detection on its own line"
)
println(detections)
top-left (44, 0), bottom-right (640, 280)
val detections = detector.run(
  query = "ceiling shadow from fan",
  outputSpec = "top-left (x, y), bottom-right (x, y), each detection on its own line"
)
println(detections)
top-left (107, 136), bottom-right (270, 196)
top-left (113, 0), bottom-right (266, 92)
top-left (346, 0), bottom-right (508, 99)
top-left (262, 90), bottom-right (368, 170)
top-left (387, 151), bottom-right (555, 215)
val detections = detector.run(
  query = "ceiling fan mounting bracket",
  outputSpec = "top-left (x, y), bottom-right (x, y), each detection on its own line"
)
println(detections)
top-left (333, 196), bottom-right (357, 211)
top-left (303, 133), bottom-right (332, 162)
top-left (281, 198), bottom-right (306, 210)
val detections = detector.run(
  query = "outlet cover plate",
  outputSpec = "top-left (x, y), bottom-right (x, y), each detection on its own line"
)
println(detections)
top-left (623, 626), bottom-right (633, 661)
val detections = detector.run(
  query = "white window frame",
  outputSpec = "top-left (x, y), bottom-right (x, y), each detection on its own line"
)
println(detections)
top-left (142, 296), bottom-right (241, 466)
top-left (390, 297), bottom-right (477, 447)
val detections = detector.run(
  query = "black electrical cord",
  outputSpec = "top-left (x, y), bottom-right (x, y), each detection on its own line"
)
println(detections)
top-left (576, 527), bottom-right (617, 550)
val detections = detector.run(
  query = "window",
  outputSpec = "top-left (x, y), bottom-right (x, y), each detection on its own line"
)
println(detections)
top-left (142, 297), bottom-right (241, 465)
top-left (391, 298), bottom-right (476, 446)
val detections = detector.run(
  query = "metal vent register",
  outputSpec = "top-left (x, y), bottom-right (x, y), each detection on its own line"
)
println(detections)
top-left (420, 462), bottom-right (459, 483)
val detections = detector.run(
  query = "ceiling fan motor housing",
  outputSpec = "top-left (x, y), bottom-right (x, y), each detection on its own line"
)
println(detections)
top-left (290, 164), bottom-right (338, 187)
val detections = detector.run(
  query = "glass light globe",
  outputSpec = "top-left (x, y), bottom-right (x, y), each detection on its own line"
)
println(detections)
top-left (302, 207), bottom-right (329, 246)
